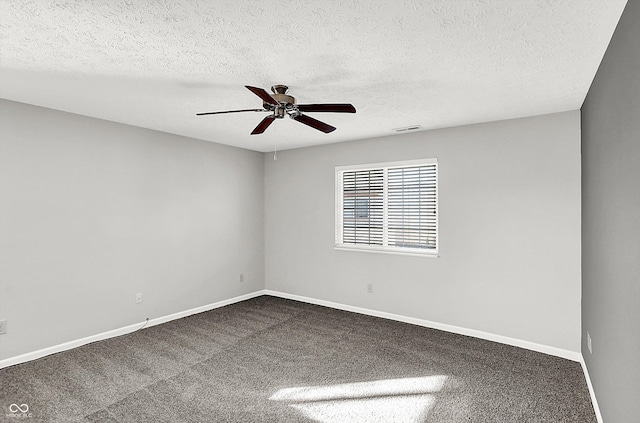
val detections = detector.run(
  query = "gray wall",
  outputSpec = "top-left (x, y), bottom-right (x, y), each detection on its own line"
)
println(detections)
top-left (0, 99), bottom-right (264, 360)
top-left (265, 111), bottom-right (582, 353)
top-left (581, 0), bottom-right (640, 420)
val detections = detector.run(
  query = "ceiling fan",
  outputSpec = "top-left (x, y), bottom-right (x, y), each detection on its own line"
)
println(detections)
top-left (196, 85), bottom-right (356, 134)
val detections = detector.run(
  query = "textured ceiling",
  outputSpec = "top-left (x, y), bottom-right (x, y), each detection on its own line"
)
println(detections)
top-left (0, 0), bottom-right (628, 152)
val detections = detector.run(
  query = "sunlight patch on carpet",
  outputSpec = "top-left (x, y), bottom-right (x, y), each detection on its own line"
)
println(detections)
top-left (270, 375), bottom-right (447, 422)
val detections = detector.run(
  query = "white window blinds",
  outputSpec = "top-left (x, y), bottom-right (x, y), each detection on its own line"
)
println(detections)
top-left (342, 169), bottom-right (384, 245)
top-left (387, 164), bottom-right (437, 250)
top-left (336, 159), bottom-right (438, 256)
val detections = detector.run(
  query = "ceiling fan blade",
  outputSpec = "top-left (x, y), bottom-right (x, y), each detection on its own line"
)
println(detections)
top-left (245, 85), bottom-right (279, 106)
top-left (196, 108), bottom-right (266, 116)
top-left (297, 104), bottom-right (356, 113)
top-left (251, 115), bottom-right (276, 135)
top-left (292, 113), bottom-right (336, 133)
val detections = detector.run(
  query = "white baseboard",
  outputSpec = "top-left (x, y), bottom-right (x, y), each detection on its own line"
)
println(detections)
top-left (264, 290), bottom-right (582, 362)
top-left (0, 290), bottom-right (265, 370)
top-left (0, 288), bottom-right (581, 367)
top-left (580, 356), bottom-right (603, 423)
top-left (143, 290), bottom-right (266, 329)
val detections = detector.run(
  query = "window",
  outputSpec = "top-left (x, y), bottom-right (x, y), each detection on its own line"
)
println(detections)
top-left (335, 159), bottom-right (438, 256)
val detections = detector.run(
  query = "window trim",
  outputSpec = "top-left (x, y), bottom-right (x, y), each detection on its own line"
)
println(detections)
top-left (335, 158), bottom-right (438, 257)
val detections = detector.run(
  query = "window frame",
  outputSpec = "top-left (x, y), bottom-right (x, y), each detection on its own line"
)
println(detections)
top-left (335, 158), bottom-right (438, 257)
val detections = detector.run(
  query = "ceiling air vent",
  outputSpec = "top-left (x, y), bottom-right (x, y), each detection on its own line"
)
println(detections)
top-left (393, 125), bottom-right (422, 132)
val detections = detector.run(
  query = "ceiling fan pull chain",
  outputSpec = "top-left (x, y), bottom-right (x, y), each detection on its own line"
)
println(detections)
top-left (273, 123), bottom-right (278, 160)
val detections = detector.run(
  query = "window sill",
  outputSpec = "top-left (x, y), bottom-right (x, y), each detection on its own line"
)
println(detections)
top-left (334, 245), bottom-right (439, 258)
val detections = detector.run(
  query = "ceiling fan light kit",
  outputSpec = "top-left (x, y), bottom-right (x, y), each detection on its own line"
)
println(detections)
top-left (197, 85), bottom-right (356, 135)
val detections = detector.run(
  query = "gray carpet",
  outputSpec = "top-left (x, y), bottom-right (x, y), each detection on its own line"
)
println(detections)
top-left (0, 296), bottom-right (596, 422)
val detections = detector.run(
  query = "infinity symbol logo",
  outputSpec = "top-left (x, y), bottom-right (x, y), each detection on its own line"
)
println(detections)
top-left (9, 403), bottom-right (29, 413)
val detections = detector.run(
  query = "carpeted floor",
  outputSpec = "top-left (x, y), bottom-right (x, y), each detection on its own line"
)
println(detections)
top-left (0, 295), bottom-right (596, 422)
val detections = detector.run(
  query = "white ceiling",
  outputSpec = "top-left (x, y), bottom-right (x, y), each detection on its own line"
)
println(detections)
top-left (0, 0), bottom-right (627, 152)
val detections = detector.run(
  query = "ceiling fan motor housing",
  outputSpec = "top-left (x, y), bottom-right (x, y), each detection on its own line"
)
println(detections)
top-left (266, 85), bottom-right (296, 118)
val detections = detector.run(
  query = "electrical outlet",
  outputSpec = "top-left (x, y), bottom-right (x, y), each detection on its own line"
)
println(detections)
top-left (367, 284), bottom-right (374, 294)
top-left (0, 319), bottom-right (7, 335)
top-left (239, 273), bottom-right (244, 283)
top-left (587, 332), bottom-right (592, 354)
top-left (136, 293), bottom-right (143, 304)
